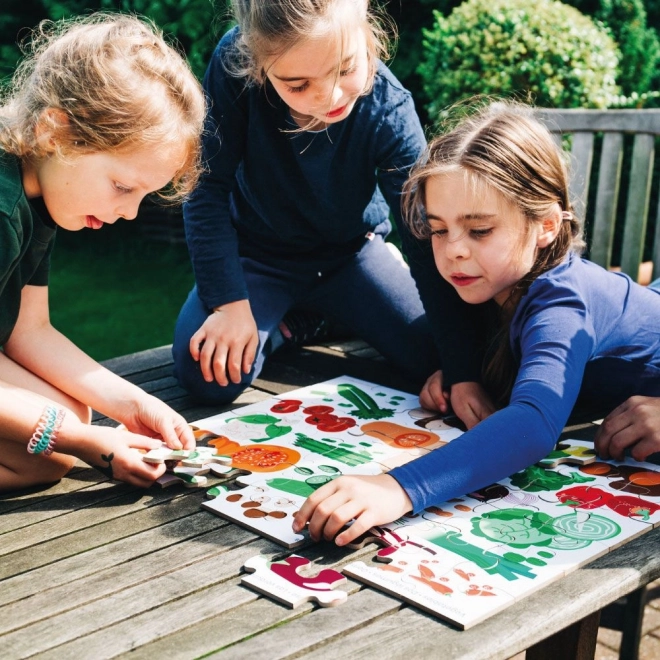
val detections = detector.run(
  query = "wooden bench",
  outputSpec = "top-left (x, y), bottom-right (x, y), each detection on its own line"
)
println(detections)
top-left (537, 108), bottom-right (660, 285)
top-left (537, 108), bottom-right (660, 660)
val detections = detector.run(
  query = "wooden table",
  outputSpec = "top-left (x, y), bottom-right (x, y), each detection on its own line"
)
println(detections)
top-left (2, 341), bottom-right (658, 659)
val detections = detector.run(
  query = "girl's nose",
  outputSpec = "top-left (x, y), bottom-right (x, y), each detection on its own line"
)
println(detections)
top-left (315, 80), bottom-right (342, 106)
top-left (445, 231), bottom-right (470, 259)
top-left (116, 200), bottom-right (140, 221)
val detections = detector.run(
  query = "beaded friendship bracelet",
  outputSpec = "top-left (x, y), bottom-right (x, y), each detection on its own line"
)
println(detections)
top-left (27, 405), bottom-right (66, 456)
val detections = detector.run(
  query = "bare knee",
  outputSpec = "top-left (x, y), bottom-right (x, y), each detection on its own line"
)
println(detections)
top-left (0, 444), bottom-right (77, 493)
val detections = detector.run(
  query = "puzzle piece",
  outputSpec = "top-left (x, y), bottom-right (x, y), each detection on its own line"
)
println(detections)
top-left (343, 529), bottom-right (518, 629)
top-left (242, 554), bottom-right (347, 608)
top-left (201, 480), bottom-right (307, 548)
top-left (538, 440), bottom-right (598, 468)
top-left (142, 446), bottom-right (192, 465)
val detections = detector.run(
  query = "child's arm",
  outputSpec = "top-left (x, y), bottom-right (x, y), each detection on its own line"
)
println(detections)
top-left (183, 32), bottom-right (259, 384)
top-left (0, 380), bottom-right (168, 486)
top-left (595, 396), bottom-right (660, 461)
top-left (5, 285), bottom-right (194, 451)
top-left (292, 474), bottom-right (412, 546)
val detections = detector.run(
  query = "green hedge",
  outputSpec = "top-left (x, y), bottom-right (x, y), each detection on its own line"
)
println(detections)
top-left (419, 0), bottom-right (620, 117)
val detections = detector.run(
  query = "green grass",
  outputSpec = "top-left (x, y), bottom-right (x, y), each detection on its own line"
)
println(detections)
top-left (49, 219), bottom-right (194, 361)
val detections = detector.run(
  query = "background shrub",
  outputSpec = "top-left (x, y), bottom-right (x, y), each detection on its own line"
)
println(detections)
top-left (419, 0), bottom-right (620, 118)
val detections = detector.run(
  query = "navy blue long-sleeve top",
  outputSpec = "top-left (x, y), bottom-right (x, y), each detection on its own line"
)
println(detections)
top-left (390, 255), bottom-right (660, 512)
top-left (183, 27), bottom-right (482, 384)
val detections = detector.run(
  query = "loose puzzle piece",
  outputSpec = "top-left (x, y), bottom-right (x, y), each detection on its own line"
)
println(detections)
top-left (242, 554), bottom-right (347, 608)
top-left (537, 440), bottom-right (598, 468)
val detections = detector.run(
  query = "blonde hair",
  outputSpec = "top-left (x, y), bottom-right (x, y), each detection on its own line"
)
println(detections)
top-left (403, 100), bottom-right (585, 403)
top-left (0, 13), bottom-right (206, 201)
top-left (227, 0), bottom-right (392, 87)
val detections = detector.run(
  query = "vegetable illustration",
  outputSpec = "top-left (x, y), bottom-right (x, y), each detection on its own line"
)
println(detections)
top-left (270, 399), bottom-right (302, 414)
top-left (293, 433), bottom-right (372, 466)
top-left (337, 383), bottom-right (394, 420)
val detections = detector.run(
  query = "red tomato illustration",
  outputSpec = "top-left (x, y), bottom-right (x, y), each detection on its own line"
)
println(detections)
top-left (270, 399), bottom-right (302, 413)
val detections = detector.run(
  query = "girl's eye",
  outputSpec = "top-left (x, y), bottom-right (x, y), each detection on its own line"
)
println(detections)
top-left (286, 81), bottom-right (309, 93)
top-left (470, 228), bottom-right (493, 238)
top-left (431, 229), bottom-right (448, 238)
top-left (114, 182), bottom-right (132, 194)
top-left (340, 64), bottom-right (357, 77)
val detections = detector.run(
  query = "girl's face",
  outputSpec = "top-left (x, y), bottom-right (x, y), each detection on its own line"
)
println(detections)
top-left (425, 171), bottom-right (552, 306)
top-left (23, 143), bottom-right (185, 231)
top-left (264, 26), bottom-right (370, 129)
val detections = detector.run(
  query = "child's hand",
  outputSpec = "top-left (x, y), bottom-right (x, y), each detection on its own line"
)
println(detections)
top-left (449, 381), bottom-right (496, 429)
top-left (77, 426), bottom-right (166, 487)
top-left (122, 395), bottom-right (195, 451)
top-left (595, 396), bottom-right (660, 462)
top-left (292, 474), bottom-right (413, 547)
top-left (419, 369), bottom-right (450, 412)
top-left (190, 299), bottom-right (259, 387)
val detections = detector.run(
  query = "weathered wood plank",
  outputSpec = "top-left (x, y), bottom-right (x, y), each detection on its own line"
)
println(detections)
top-left (100, 345), bottom-right (174, 378)
top-left (0, 467), bottom-right (106, 515)
top-left (0, 502), bottom-right (220, 607)
top-left (0, 485), bottom-right (193, 563)
top-left (203, 586), bottom-right (400, 660)
top-left (620, 133), bottom-right (655, 277)
top-left (589, 131), bottom-right (623, 268)
top-left (0, 521), bottom-right (261, 636)
top-left (567, 132), bottom-right (594, 223)
top-left (15, 537), bottom-right (277, 659)
top-left (537, 109), bottom-right (660, 134)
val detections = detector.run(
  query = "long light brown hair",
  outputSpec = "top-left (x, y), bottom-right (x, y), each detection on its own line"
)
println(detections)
top-left (0, 13), bottom-right (206, 201)
top-left (403, 100), bottom-right (585, 403)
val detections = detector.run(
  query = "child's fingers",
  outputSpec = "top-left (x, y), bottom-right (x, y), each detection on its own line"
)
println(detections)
top-left (419, 370), bottom-right (448, 412)
top-left (292, 480), bottom-right (338, 534)
top-left (319, 500), bottom-right (364, 543)
top-left (189, 328), bottom-right (206, 361)
top-left (335, 512), bottom-right (373, 547)
top-left (225, 343), bottom-right (245, 385)
top-left (243, 333), bottom-right (259, 375)
top-left (127, 435), bottom-right (165, 451)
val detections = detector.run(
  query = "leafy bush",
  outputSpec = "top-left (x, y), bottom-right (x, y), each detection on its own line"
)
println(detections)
top-left (597, 0), bottom-right (659, 96)
top-left (418, 0), bottom-right (620, 117)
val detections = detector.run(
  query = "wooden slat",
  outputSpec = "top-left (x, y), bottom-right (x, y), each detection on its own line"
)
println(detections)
top-left (537, 109), bottom-right (660, 135)
top-left (652, 189), bottom-right (660, 282)
top-left (589, 132), bottom-right (623, 268)
top-left (620, 133), bottom-right (655, 277)
top-left (568, 132), bottom-right (595, 222)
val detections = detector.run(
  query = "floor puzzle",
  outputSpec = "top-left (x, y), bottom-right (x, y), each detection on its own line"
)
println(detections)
top-left (186, 377), bottom-right (660, 629)
top-left (345, 439), bottom-right (660, 628)
top-left (197, 376), bottom-right (463, 548)
top-left (242, 554), bottom-right (347, 608)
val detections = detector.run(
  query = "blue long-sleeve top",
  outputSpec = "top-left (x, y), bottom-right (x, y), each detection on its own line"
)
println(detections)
top-left (390, 254), bottom-right (660, 512)
top-left (182, 27), bottom-right (482, 384)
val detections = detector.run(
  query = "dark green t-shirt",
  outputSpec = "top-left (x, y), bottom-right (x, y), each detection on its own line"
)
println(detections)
top-left (0, 150), bottom-right (56, 346)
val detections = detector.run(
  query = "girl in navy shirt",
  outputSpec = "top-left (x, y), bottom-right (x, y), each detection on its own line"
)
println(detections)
top-left (294, 101), bottom-right (660, 546)
top-left (172, 0), bottom-right (440, 404)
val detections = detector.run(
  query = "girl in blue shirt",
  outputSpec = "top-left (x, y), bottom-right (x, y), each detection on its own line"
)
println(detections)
top-left (294, 101), bottom-right (660, 546)
top-left (172, 0), bottom-right (441, 404)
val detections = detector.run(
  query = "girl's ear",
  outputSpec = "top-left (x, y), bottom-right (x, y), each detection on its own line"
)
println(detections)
top-left (536, 211), bottom-right (562, 248)
top-left (34, 108), bottom-right (70, 152)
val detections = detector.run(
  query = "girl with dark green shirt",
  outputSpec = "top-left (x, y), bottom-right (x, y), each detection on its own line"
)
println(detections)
top-left (0, 14), bottom-right (205, 492)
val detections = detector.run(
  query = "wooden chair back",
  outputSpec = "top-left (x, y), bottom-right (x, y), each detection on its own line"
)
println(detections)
top-left (536, 109), bottom-right (660, 282)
